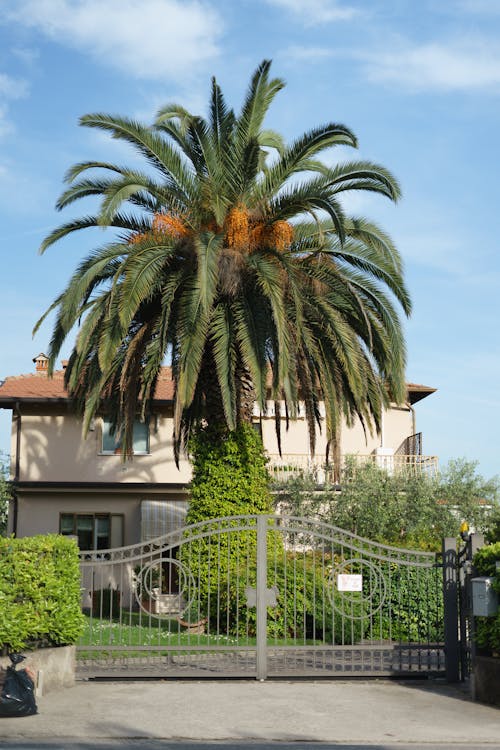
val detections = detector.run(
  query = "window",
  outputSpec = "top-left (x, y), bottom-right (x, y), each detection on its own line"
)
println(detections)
top-left (60, 513), bottom-right (124, 551)
top-left (140, 500), bottom-right (188, 542)
top-left (101, 418), bottom-right (149, 455)
top-left (251, 421), bottom-right (263, 440)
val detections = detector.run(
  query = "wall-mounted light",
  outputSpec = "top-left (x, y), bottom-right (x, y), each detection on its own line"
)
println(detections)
top-left (460, 521), bottom-right (470, 542)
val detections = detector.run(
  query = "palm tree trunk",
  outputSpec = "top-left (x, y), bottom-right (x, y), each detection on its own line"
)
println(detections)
top-left (199, 346), bottom-right (227, 428)
top-left (235, 360), bottom-right (255, 425)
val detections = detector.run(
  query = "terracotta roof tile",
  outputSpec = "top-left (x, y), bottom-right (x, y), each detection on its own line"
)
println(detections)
top-left (0, 367), bottom-right (175, 402)
top-left (0, 366), bottom-right (434, 405)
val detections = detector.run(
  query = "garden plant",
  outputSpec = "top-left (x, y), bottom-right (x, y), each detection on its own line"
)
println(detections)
top-left (37, 60), bottom-right (413, 640)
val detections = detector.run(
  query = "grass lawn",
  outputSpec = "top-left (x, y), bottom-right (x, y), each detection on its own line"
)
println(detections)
top-left (77, 610), bottom-right (328, 660)
top-left (78, 611), bottom-right (254, 659)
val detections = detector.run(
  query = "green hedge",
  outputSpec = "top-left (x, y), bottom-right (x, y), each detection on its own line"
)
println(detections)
top-left (0, 534), bottom-right (85, 652)
top-left (473, 541), bottom-right (500, 656)
top-left (368, 564), bottom-right (444, 643)
top-left (181, 423), bottom-right (274, 634)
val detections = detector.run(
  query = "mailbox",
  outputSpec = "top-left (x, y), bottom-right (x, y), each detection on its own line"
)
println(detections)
top-left (471, 577), bottom-right (498, 617)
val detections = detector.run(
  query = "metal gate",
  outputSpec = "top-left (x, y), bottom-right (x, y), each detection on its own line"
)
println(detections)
top-left (77, 514), bottom-right (445, 679)
top-left (442, 531), bottom-right (485, 683)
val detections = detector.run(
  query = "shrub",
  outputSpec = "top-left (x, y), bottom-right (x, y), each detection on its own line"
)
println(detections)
top-left (485, 506), bottom-right (500, 544)
top-left (193, 550), bottom-right (365, 644)
top-left (275, 458), bottom-right (500, 551)
top-left (0, 534), bottom-right (85, 652)
top-left (91, 588), bottom-right (121, 619)
top-left (187, 423), bottom-right (273, 520)
top-left (473, 542), bottom-right (500, 656)
top-left (181, 423), bottom-right (274, 634)
top-left (368, 564), bottom-right (443, 643)
top-left (268, 554), bottom-right (365, 644)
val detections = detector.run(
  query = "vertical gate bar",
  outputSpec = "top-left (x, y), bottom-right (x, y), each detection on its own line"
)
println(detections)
top-left (216, 521), bottom-right (221, 639)
top-left (245, 527), bottom-right (251, 644)
top-left (436, 562), bottom-right (443, 671)
top-left (293, 530), bottom-right (297, 654)
top-left (458, 542), bottom-right (468, 681)
top-left (207, 531), bottom-right (212, 638)
top-left (470, 534), bottom-right (484, 696)
top-left (442, 537), bottom-right (460, 682)
top-left (256, 515), bottom-right (268, 681)
top-left (196, 537), bottom-right (201, 643)
top-left (283, 524), bottom-right (288, 650)
top-left (235, 528), bottom-right (240, 647)
top-left (226, 529), bottom-right (231, 639)
top-left (462, 533), bottom-right (485, 687)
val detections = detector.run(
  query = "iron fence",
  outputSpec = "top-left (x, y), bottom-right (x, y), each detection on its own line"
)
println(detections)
top-left (77, 514), bottom-right (445, 679)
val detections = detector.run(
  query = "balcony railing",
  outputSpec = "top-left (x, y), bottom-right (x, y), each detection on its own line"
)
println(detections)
top-left (267, 453), bottom-right (439, 484)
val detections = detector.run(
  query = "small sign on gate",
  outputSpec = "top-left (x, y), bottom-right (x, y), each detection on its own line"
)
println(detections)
top-left (337, 574), bottom-right (363, 592)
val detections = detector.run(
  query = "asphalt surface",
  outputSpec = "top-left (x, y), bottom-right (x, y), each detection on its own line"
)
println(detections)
top-left (0, 744), bottom-right (499, 750)
top-left (0, 679), bottom-right (498, 747)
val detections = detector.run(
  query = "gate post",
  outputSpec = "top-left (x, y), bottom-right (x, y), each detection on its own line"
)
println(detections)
top-left (461, 533), bottom-right (484, 694)
top-left (442, 537), bottom-right (460, 682)
top-left (256, 515), bottom-right (268, 681)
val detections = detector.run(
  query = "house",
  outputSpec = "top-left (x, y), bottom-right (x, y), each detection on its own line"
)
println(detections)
top-left (0, 354), bottom-right (436, 549)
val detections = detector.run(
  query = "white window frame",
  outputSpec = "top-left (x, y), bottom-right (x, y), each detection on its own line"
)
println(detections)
top-left (100, 417), bottom-right (150, 455)
top-left (59, 512), bottom-right (124, 551)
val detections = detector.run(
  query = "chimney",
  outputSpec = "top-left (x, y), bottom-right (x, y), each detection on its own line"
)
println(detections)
top-left (33, 353), bottom-right (49, 374)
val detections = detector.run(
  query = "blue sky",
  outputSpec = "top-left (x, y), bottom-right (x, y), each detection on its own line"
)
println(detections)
top-left (0, 0), bottom-right (499, 479)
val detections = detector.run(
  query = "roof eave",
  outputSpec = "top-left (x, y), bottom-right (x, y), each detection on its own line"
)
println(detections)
top-left (407, 386), bottom-right (437, 405)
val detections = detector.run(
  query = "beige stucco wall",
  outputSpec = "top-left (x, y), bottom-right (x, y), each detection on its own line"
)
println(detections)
top-left (11, 400), bottom-right (415, 484)
top-left (340, 405), bottom-right (414, 455)
top-left (260, 401), bottom-right (413, 457)
top-left (15, 490), bottom-right (186, 546)
top-left (8, 399), bottom-right (417, 544)
top-left (13, 407), bottom-right (191, 484)
top-left (15, 493), bottom-right (140, 543)
top-left (15, 492), bottom-right (186, 606)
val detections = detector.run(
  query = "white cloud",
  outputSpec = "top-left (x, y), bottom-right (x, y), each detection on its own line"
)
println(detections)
top-left (0, 105), bottom-right (11, 137)
top-left (265, 0), bottom-right (359, 26)
top-left (2, 0), bottom-right (223, 81)
top-left (458, 0), bottom-right (500, 14)
top-left (0, 72), bottom-right (27, 99)
top-left (0, 72), bottom-right (28, 136)
top-left (11, 47), bottom-right (40, 67)
top-left (284, 46), bottom-right (335, 63)
top-left (398, 231), bottom-right (470, 276)
top-left (0, 161), bottom-right (54, 215)
top-left (361, 37), bottom-right (500, 92)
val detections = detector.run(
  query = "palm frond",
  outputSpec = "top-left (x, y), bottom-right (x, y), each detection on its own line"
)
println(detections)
top-left (80, 113), bottom-right (195, 197)
top-left (38, 59), bottom-right (411, 460)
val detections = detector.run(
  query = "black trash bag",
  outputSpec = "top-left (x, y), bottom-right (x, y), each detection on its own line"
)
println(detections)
top-left (0, 653), bottom-right (37, 717)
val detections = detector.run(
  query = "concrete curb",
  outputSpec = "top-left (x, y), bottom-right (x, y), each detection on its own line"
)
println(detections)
top-left (0, 646), bottom-right (75, 697)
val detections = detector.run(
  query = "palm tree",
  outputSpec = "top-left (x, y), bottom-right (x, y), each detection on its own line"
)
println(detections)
top-left (36, 60), bottom-right (410, 474)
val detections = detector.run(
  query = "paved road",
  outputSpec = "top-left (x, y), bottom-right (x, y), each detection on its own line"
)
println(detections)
top-left (0, 744), bottom-right (499, 750)
top-left (2, 744), bottom-right (500, 750)
top-left (0, 679), bottom-right (498, 746)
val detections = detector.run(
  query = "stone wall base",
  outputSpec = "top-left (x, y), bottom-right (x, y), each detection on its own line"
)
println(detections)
top-left (0, 645), bottom-right (75, 697)
top-left (473, 655), bottom-right (500, 707)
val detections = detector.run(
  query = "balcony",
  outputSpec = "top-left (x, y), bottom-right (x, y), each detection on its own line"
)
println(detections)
top-left (267, 452), bottom-right (439, 485)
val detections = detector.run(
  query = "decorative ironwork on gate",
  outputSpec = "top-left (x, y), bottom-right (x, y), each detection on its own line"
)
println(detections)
top-left (77, 514), bottom-right (445, 679)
